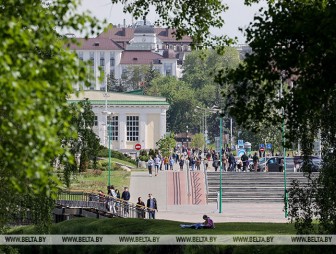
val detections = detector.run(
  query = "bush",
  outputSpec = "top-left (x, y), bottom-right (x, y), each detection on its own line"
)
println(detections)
top-left (97, 147), bottom-right (136, 165)
top-left (139, 155), bottom-right (149, 162)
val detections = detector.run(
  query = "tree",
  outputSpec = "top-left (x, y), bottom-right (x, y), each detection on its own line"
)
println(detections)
top-left (224, 0), bottom-right (336, 233)
top-left (156, 133), bottom-right (176, 158)
top-left (191, 133), bottom-right (205, 149)
top-left (0, 1), bottom-right (99, 231)
top-left (146, 76), bottom-right (200, 133)
top-left (111, 0), bottom-right (233, 48)
top-left (61, 99), bottom-right (100, 177)
top-left (182, 48), bottom-right (240, 142)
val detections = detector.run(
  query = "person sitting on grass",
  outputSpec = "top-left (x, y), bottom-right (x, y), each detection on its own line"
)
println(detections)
top-left (180, 215), bottom-right (215, 229)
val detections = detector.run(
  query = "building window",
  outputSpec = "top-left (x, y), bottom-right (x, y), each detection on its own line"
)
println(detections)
top-left (164, 63), bottom-right (172, 76)
top-left (94, 116), bottom-right (98, 126)
top-left (100, 52), bottom-right (105, 66)
top-left (108, 116), bottom-right (118, 141)
top-left (110, 52), bottom-right (115, 67)
top-left (89, 52), bottom-right (94, 65)
top-left (78, 52), bottom-right (83, 61)
top-left (126, 116), bottom-right (139, 141)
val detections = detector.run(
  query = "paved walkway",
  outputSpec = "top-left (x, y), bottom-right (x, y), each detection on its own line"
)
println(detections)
top-left (130, 162), bottom-right (288, 223)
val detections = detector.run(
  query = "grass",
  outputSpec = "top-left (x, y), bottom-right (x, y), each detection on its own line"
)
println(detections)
top-left (10, 217), bottom-right (296, 235)
top-left (67, 170), bottom-right (131, 193)
top-left (9, 219), bottom-right (334, 254)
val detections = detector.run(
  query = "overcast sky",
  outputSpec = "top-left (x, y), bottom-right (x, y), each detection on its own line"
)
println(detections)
top-left (77, 0), bottom-right (267, 44)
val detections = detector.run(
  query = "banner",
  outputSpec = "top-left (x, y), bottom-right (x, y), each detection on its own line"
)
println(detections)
top-left (1, 235), bottom-right (335, 245)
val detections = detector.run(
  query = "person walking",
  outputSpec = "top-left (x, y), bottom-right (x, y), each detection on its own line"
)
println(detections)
top-left (179, 157), bottom-right (184, 170)
top-left (136, 197), bottom-right (146, 219)
top-left (154, 155), bottom-right (161, 176)
top-left (241, 152), bottom-right (249, 172)
top-left (146, 193), bottom-right (158, 219)
top-left (121, 187), bottom-right (131, 216)
top-left (147, 156), bottom-right (154, 176)
top-left (253, 152), bottom-right (259, 172)
top-left (228, 153), bottom-right (236, 171)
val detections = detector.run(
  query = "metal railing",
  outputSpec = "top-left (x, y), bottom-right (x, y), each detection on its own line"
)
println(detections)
top-left (56, 190), bottom-right (155, 219)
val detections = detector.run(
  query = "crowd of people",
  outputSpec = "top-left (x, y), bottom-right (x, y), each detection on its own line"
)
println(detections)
top-left (145, 146), bottom-right (263, 175)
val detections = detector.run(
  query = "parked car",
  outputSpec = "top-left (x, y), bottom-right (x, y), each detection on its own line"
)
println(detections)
top-left (296, 158), bottom-right (322, 172)
top-left (294, 156), bottom-right (321, 172)
top-left (248, 157), bottom-right (266, 171)
top-left (250, 157), bottom-right (285, 172)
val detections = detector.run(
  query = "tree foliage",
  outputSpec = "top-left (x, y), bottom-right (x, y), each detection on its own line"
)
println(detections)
top-left (224, 0), bottom-right (336, 233)
top-left (111, 0), bottom-right (234, 47)
top-left (0, 0), bottom-right (99, 230)
top-left (156, 133), bottom-right (176, 158)
top-left (146, 76), bottom-right (199, 133)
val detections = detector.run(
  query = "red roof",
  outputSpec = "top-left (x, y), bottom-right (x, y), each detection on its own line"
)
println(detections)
top-left (67, 38), bottom-right (123, 50)
top-left (120, 51), bottom-right (165, 65)
top-left (97, 26), bottom-right (192, 43)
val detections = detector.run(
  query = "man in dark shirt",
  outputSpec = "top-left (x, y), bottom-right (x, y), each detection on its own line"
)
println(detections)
top-left (121, 187), bottom-right (130, 215)
top-left (146, 193), bottom-right (158, 219)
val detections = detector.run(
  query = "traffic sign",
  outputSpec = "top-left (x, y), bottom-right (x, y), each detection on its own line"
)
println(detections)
top-left (135, 143), bottom-right (142, 150)
top-left (259, 147), bottom-right (265, 152)
top-left (238, 140), bottom-right (244, 147)
top-left (259, 144), bottom-right (265, 148)
top-left (238, 149), bottom-right (246, 157)
top-left (266, 143), bottom-right (272, 149)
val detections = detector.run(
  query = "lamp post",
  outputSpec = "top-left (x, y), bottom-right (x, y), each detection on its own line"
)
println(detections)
top-left (280, 78), bottom-right (288, 218)
top-left (208, 106), bottom-right (223, 213)
top-left (103, 85), bottom-right (112, 187)
top-left (219, 114), bottom-right (223, 213)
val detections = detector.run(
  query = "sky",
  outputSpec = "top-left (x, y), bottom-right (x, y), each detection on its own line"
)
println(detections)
top-left (77, 0), bottom-right (267, 44)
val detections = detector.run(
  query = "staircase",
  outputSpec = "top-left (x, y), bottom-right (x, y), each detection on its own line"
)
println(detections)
top-left (206, 172), bottom-right (319, 203)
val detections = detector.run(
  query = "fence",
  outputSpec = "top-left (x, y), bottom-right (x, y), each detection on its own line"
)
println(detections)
top-left (56, 190), bottom-right (155, 219)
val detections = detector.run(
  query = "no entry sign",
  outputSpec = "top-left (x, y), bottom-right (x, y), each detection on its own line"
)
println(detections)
top-left (135, 143), bottom-right (142, 150)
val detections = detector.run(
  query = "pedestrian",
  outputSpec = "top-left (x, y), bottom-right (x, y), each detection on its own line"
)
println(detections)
top-left (228, 153), bottom-right (236, 171)
top-left (241, 152), bottom-right (249, 172)
top-left (179, 157), bottom-right (184, 170)
top-left (154, 155), bottom-right (161, 176)
top-left (212, 156), bottom-right (219, 172)
top-left (164, 156), bottom-right (169, 170)
top-left (108, 185), bottom-right (117, 214)
top-left (169, 156), bottom-right (174, 170)
top-left (136, 197), bottom-right (146, 219)
top-left (121, 187), bottom-right (131, 216)
top-left (147, 156), bottom-right (154, 176)
top-left (204, 158), bottom-right (208, 171)
top-left (146, 193), bottom-right (158, 219)
top-left (253, 152), bottom-right (259, 172)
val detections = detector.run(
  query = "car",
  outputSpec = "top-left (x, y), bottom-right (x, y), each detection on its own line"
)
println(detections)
top-left (296, 158), bottom-right (322, 172)
top-left (293, 156), bottom-right (321, 172)
top-left (248, 157), bottom-right (266, 171)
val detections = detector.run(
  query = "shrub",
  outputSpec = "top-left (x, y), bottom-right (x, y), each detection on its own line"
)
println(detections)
top-left (97, 148), bottom-right (136, 165)
top-left (139, 155), bottom-right (149, 162)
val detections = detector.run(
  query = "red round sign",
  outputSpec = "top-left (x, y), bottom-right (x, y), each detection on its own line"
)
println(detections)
top-left (135, 143), bottom-right (141, 150)
top-left (259, 148), bottom-right (265, 152)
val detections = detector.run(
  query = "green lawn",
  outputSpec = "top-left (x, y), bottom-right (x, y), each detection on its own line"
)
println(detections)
top-left (11, 217), bottom-right (296, 235)
top-left (9, 219), bottom-right (334, 254)
top-left (67, 170), bottom-right (131, 193)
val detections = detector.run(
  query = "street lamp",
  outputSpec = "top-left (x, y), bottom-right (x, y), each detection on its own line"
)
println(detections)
top-left (102, 111), bottom-right (112, 187)
top-left (103, 84), bottom-right (113, 187)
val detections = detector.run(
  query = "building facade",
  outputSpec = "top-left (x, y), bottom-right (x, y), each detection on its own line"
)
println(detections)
top-left (68, 20), bottom-right (192, 91)
top-left (68, 91), bottom-right (169, 152)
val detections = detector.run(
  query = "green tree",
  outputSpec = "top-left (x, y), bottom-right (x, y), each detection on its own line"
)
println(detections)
top-left (156, 133), bottom-right (176, 157)
top-left (111, 0), bottom-right (233, 47)
top-left (147, 76), bottom-right (200, 133)
top-left (0, 1), bottom-right (99, 231)
top-left (224, 0), bottom-right (336, 233)
top-left (191, 133), bottom-right (206, 149)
